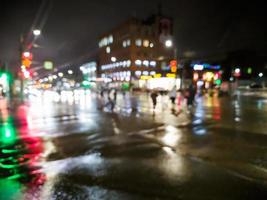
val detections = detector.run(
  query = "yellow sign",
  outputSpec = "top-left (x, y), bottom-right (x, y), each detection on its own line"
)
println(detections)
top-left (166, 73), bottom-right (176, 78)
top-left (140, 75), bottom-right (152, 80)
top-left (154, 73), bottom-right (162, 78)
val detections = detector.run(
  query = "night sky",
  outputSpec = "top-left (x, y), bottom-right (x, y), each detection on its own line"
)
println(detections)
top-left (1, 0), bottom-right (267, 69)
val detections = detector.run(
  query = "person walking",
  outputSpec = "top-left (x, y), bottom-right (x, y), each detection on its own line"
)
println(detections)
top-left (185, 84), bottom-right (196, 112)
top-left (169, 87), bottom-right (177, 105)
top-left (150, 91), bottom-right (158, 110)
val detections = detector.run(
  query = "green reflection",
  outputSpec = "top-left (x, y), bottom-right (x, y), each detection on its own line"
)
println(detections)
top-left (0, 117), bottom-right (17, 146)
top-left (0, 179), bottom-right (22, 200)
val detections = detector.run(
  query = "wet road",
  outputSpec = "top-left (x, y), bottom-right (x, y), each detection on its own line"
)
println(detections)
top-left (1, 90), bottom-right (267, 200)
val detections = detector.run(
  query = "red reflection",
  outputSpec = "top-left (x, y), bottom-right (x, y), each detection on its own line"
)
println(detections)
top-left (14, 104), bottom-right (46, 187)
top-left (212, 97), bottom-right (221, 121)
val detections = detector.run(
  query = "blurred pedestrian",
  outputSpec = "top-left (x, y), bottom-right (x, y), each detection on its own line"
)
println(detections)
top-left (150, 91), bottom-right (158, 110)
top-left (169, 87), bottom-right (177, 105)
top-left (186, 84), bottom-right (196, 108)
top-left (113, 89), bottom-right (117, 102)
top-left (105, 96), bottom-right (115, 112)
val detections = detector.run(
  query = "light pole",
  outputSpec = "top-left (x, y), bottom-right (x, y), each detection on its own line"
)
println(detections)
top-left (19, 29), bottom-right (42, 101)
top-left (165, 39), bottom-right (182, 90)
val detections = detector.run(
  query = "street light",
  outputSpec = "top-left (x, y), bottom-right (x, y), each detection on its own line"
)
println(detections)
top-left (111, 57), bottom-right (117, 62)
top-left (165, 39), bottom-right (173, 48)
top-left (164, 39), bottom-right (182, 90)
top-left (58, 72), bottom-right (64, 77)
top-left (259, 72), bottom-right (263, 78)
top-left (33, 29), bottom-right (41, 36)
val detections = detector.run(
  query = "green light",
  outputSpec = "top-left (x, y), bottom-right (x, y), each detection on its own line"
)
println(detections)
top-left (0, 180), bottom-right (22, 200)
top-left (247, 67), bottom-right (252, 74)
top-left (82, 80), bottom-right (91, 89)
top-left (215, 79), bottom-right (222, 85)
top-left (44, 61), bottom-right (53, 70)
top-left (0, 121), bottom-right (17, 146)
top-left (2, 149), bottom-right (19, 154)
top-left (122, 83), bottom-right (130, 90)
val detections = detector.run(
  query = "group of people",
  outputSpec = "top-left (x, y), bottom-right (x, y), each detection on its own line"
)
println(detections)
top-left (150, 84), bottom-right (196, 112)
top-left (98, 88), bottom-right (117, 111)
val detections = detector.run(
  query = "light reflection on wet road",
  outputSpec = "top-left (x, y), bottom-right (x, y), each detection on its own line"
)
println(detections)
top-left (1, 90), bottom-right (267, 199)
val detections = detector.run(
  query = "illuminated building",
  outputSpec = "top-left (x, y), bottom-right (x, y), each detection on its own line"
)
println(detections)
top-left (98, 14), bottom-right (178, 90)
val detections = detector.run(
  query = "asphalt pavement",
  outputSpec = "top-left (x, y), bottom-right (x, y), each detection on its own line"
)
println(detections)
top-left (0, 90), bottom-right (267, 200)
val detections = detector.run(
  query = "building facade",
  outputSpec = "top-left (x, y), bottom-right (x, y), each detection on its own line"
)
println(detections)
top-left (98, 15), bottom-right (179, 90)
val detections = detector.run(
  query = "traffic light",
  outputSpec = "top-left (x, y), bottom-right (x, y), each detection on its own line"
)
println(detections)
top-left (21, 68), bottom-right (32, 79)
top-left (21, 51), bottom-right (33, 68)
top-left (170, 60), bottom-right (177, 73)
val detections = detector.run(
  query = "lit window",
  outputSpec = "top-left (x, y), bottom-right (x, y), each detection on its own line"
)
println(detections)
top-left (143, 71), bottom-right (149, 76)
top-left (127, 71), bottom-right (131, 76)
top-left (135, 71), bottom-right (142, 76)
top-left (150, 71), bottom-right (156, 75)
top-left (116, 62), bottom-right (119, 67)
top-left (123, 41), bottom-right (127, 47)
top-left (150, 61), bottom-right (156, 67)
top-left (150, 43), bottom-right (154, 48)
top-left (123, 61), bottom-right (127, 67)
top-left (143, 60), bottom-right (149, 66)
top-left (103, 38), bottom-right (108, 46)
top-left (143, 40), bottom-right (149, 47)
top-left (106, 46), bottom-right (111, 53)
top-left (127, 39), bottom-right (131, 46)
top-left (135, 60), bottom-right (142, 66)
top-left (109, 35), bottom-right (113, 43)
top-left (125, 77), bottom-right (130, 81)
top-left (135, 39), bottom-right (142, 46)
top-left (127, 60), bottom-right (131, 67)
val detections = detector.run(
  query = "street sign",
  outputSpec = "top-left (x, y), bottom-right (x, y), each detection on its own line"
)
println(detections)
top-left (44, 61), bottom-right (53, 70)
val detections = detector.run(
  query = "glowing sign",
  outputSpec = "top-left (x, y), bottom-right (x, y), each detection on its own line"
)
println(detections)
top-left (166, 73), bottom-right (176, 78)
top-left (44, 61), bottom-right (53, 70)
top-left (193, 64), bottom-right (204, 71)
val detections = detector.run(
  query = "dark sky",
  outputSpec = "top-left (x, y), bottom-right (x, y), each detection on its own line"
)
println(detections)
top-left (1, 0), bottom-right (267, 69)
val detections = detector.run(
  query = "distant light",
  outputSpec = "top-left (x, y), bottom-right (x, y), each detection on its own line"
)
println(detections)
top-left (143, 71), bottom-right (149, 76)
top-left (44, 61), bottom-right (53, 70)
top-left (150, 61), bottom-right (156, 67)
top-left (143, 40), bottom-right (149, 47)
top-left (150, 43), bottom-right (154, 48)
top-left (247, 67), bottom-right (252, 74)
top-left (259, 72), bottom-right (263, 77)
top-left (230, 77), bottom-right (234, 82)
top-left (235, 68), bottom-right (241, 74)
top-left (135, 60), bottom-right (142, 66)
top-left (53, 75), bottom-right (57, 79)
top-left (143, 60), bottom-right (149, 67)
top-left (68, 70), bottom-right (73, 75)
top-left (135, 71), bottom-right (142, 76)
top-left (21, 65), bottom-right (26, 70)
top-left (194, 64), bottom-right (204, 71)
top-left (165, 39), bottom-right (173, 48)
top-left (23, 51), bottom-right (30, 58)
top-left (127, 60), bottom-right (131, 67)
top-left (135, 39), bottom-right (142, 47)
top-left (106, 46), bottom-right (111, 54)
top-left (111, 57), bottom-right (117, 62)
top-left (33, 29), bottom-right (41, 36)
